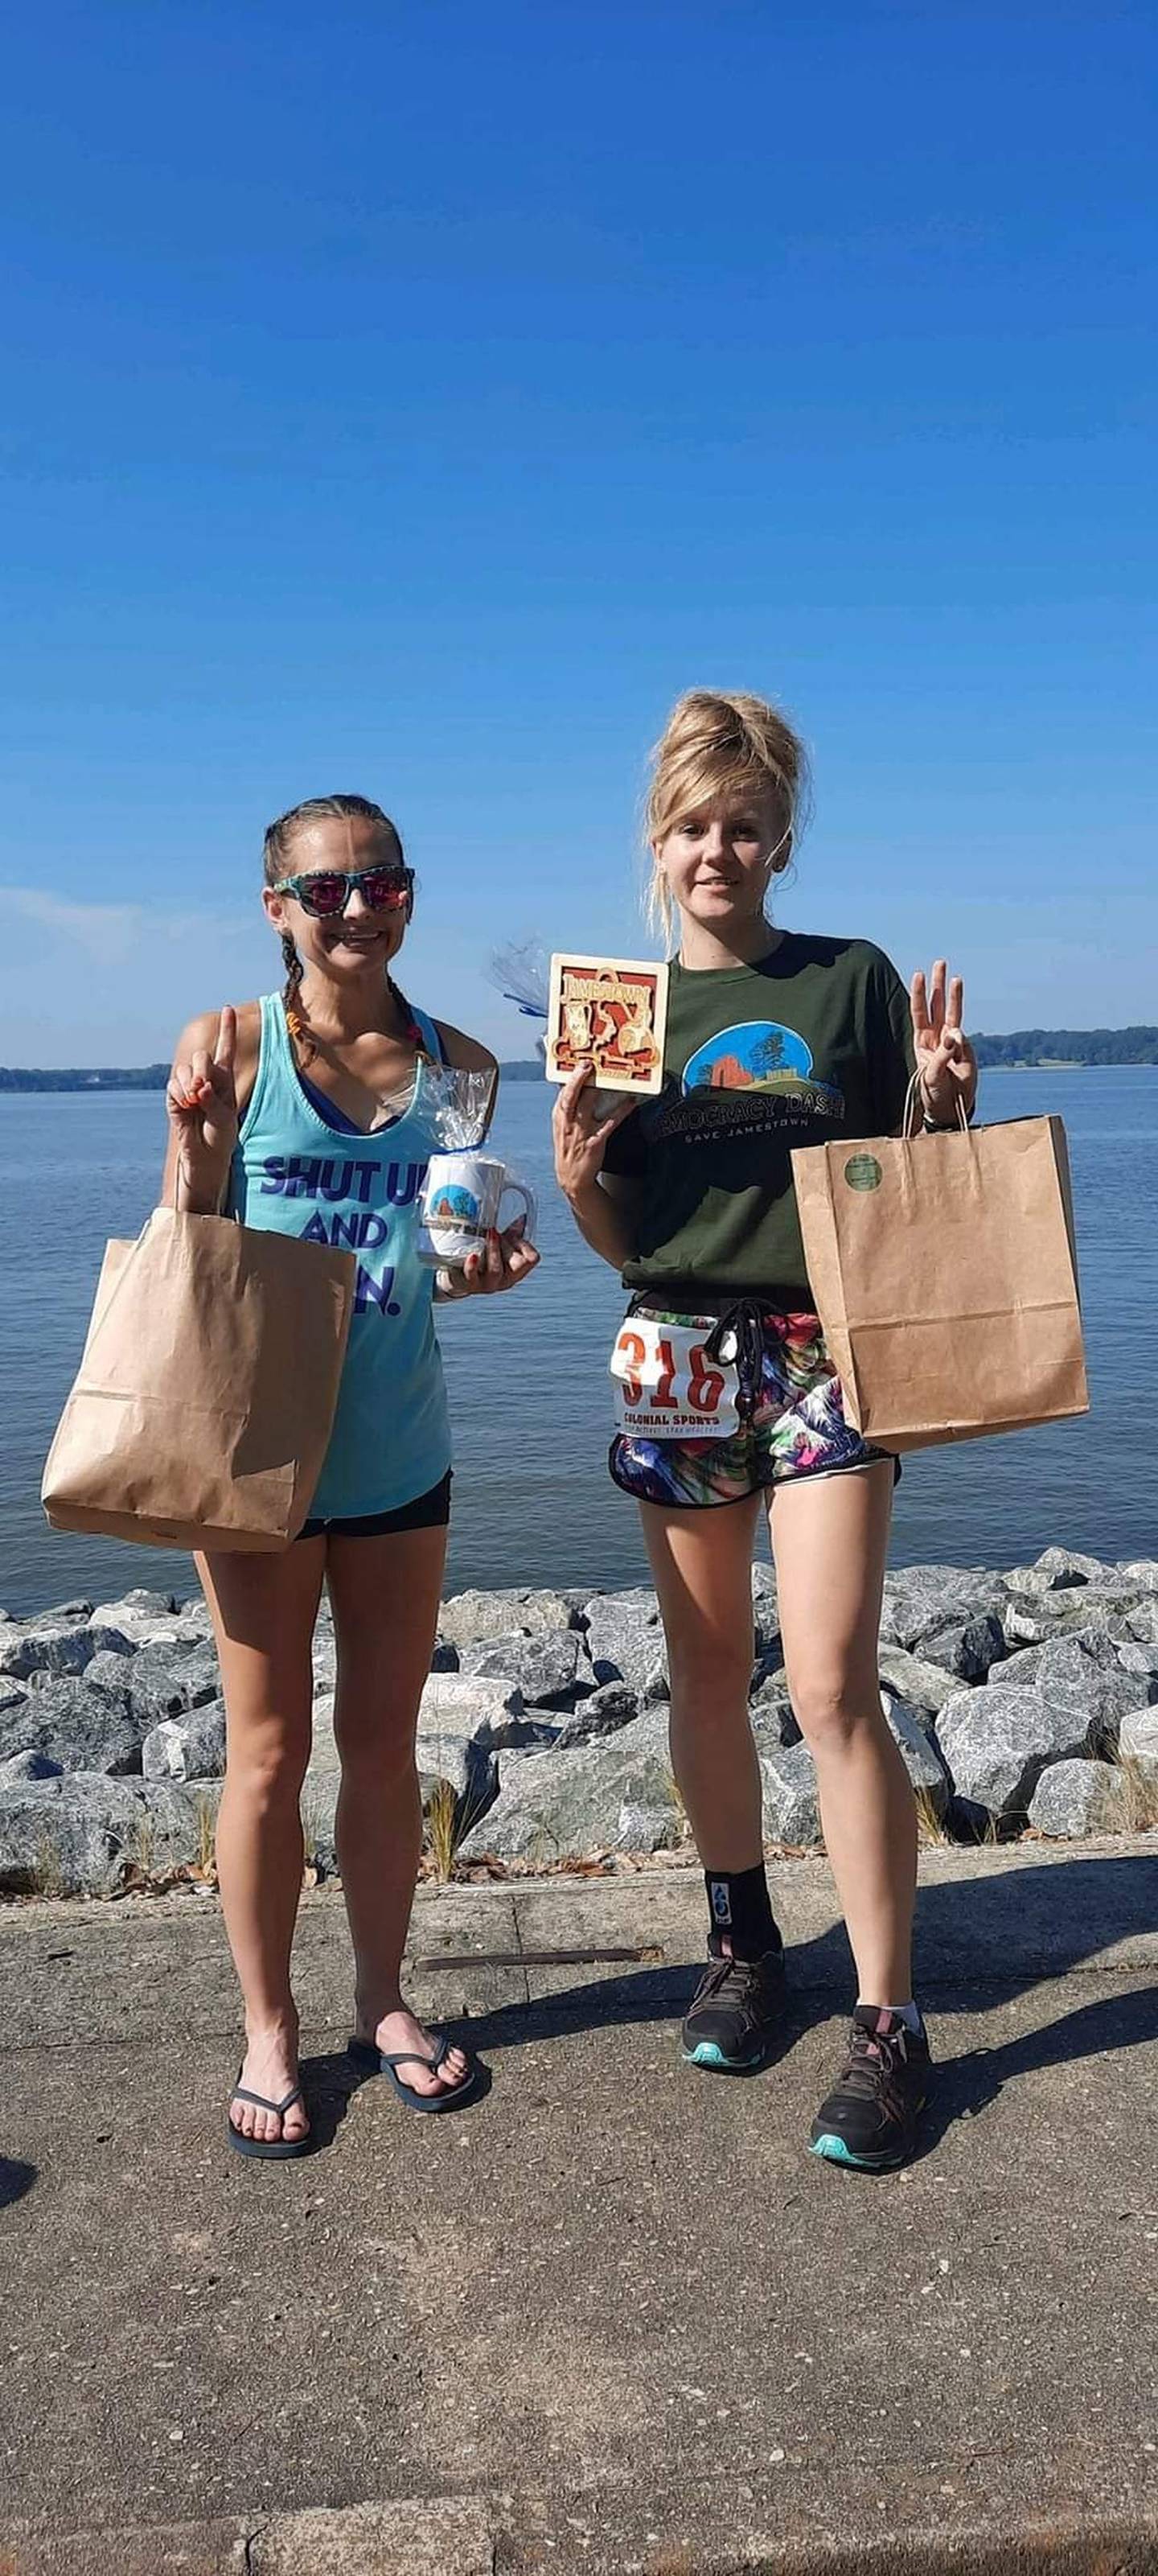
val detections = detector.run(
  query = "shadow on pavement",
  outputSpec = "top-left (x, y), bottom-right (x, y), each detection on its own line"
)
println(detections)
top-left (0, 2155), bottom-right (37, 2208)
top-left (298, 2043), bottom-right (494, 2148)
top-left (423, 1852), bottom-right (1158, 2153)
top-left (914, 1980), bottom-right (1158, 2155)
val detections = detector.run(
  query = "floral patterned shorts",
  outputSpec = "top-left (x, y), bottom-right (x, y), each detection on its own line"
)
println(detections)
top-left (609, 1299), bottom-right (898, 1510)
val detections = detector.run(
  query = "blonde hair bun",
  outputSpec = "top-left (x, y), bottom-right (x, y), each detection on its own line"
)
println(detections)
top-left (645, 689), bottom-right (811, 935)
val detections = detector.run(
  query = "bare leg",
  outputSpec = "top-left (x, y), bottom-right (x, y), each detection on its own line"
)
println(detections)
top-left (326, 1525), bottom-right (469, 2100)
top-left (198, 1539), bottom-right (326, 2146)
top-left (770, 1463), bottom-right (916, 2004)
top-left (639, 1496), bottom-right (764, 1869)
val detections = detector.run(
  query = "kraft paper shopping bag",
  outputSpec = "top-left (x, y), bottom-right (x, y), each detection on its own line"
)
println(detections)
top-left (791, 1111), bottom-right (1088, 1451)
top-left (42, 1208), bottom-right (355, 1549)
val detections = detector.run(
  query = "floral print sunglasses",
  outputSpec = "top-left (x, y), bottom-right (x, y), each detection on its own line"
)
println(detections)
top-left (274, 860), bottom-right (415, 918)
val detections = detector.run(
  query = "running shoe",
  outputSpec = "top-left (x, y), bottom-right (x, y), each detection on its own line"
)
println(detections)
top-left (809, 2006), bottom-right (931, 2170)
top-left (680, 1945), bottom-right (786, 2072)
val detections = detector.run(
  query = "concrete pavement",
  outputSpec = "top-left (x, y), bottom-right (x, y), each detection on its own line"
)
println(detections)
top-left (1, 1840), bottom-right (1156, 2572)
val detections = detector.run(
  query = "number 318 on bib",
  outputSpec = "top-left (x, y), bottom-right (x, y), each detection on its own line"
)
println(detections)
top-left (609, 1319), bottom-right (741, 1439)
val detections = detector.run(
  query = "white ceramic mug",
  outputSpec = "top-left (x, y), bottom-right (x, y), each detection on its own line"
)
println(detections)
top-left (417, 1150), bottom-right (537, 1268)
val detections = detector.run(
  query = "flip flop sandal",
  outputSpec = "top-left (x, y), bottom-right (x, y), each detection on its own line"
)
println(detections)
top-left (347, 2030), bottom-right (482, 2114)
top-left (228, 2076), bottom-right (312, 2160)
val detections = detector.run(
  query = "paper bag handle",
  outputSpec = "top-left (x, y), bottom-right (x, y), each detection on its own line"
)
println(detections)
top-left (901, 1074), bottom-right (974, 1141)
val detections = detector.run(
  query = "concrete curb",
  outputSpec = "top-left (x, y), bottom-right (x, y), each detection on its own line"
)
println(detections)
top-left (2, 2499), bottom-right (1156, 2575)
top-left (0, 2497), bottom-right (495, 2576)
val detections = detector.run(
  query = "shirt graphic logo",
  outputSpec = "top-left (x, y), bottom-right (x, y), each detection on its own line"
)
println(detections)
top-left (667, 1020), bottom-right (844, 1135)
top-left (682, 1018), bottom-right (815, 1093)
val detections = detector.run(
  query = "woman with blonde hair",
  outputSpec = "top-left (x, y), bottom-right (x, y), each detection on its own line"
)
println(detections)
top-left (552, 694), bottom-right (976, 2169)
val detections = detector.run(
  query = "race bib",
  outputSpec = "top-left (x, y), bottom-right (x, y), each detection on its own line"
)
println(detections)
top-left (610, 1317), bottom-right (741, 1440)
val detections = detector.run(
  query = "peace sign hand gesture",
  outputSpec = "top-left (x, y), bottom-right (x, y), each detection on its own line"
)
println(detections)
top-left (166, 1006), bottom-right (239, 1212)
top-left (910, 961), bottom-right (979, 1127)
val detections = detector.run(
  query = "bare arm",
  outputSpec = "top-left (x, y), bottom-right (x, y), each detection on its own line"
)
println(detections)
top-left (552, 1067), bottom-right (639, 1271)
top-left (161, 1006), bottom-right (250, 1214)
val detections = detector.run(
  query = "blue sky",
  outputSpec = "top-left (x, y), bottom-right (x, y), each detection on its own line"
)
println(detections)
top-left (1, 2), bottom-right (1155, 1063)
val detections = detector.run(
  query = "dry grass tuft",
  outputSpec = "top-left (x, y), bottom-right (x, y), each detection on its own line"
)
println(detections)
top-left (195, 1792), bottom-right (218, 1880)
top-left (32, 1829), bottom-right (65, 1899)
top-left (424, 1777), bottom-right (460, 1884)
top-left (421, 1765), bottom-right (502, 1883)
top-left (1119, 1754), bottom-right (1158, 1833)
top-left (914, 1786), bottom-right (951, 1847)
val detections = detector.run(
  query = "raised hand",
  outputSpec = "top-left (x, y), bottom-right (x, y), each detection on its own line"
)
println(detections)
top-left (910, 961), bottom-right (979, 1126)
top-left (552, 1064), bottom-right (635, 1205)
top-left (166, 1006), bottom-right (239, 1212)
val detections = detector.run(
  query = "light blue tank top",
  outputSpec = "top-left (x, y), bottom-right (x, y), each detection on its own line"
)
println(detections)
top-left (228, 994), bottom-right (451, 1518)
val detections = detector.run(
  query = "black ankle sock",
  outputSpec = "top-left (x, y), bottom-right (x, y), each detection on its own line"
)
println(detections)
top-left (704, 1864), bottom-right (782, 1963)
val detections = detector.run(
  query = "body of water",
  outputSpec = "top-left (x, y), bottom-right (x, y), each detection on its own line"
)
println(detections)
top-left (2, 1070), bottom-right (1155, 1614)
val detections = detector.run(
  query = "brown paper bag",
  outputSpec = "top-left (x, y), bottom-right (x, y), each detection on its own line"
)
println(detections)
top-left (42, 1208), bottom-right (355, 1549)
top-left (791, 1113), bottom-right (1089, 1451)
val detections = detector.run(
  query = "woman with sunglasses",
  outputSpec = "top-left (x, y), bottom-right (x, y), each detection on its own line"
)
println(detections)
top-left (163, 794), bottom-right (538, 2157)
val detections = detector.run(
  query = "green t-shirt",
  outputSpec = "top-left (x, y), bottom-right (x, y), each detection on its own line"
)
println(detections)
top-left (602, 933), bottom-right (915, 1299)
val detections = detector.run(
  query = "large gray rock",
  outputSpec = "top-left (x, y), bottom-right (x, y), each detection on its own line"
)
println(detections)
top-left (758, 1740), bottom-right (821, 1846)
top-left (552, 1682), bottom-right (639, 1747)
top-left (1028, 1759), bottom-right (1133, 1837)
top-left (417, 1670), bottom-right (525, 1745)
top-left (989, 1624), bottom-right (1120, 1689)
top-left (456, 1705), bottom-right (681, 1861)
top-left (919, 1613), bottom-right (1008, 1682)
top-left (0, 1748), bottom-right (62, 1783)
top-left (1124, 1599), bottom-right (1158, 1645)
top-left (876, 1644), bottom-right (959, 1717)
top-left (749, 1569), bottom-right (781, 1660)
top-left (749, 1673), bottom-right (799, 1744)
top-left (883, 1694), bottom-right (952, 1814)
top-left (0, 1675), bottom-right (142, 1776)
top-left (142, 1702), bottom-right (228, 1783)
top-left (1116, 1561), bottom-right (1158, 1595)
top-left (1001, 1588), bottom-right (1141, 1649)
top-left (992, 1632), bottom-right (1156, 1757)
top-left (1118, 1641), bottom-right (1158, 1679)
top-left (582, 1590), bottom-right (668, 1702)
top-left (1025, 1546), bottom-right (1108, 1589)
top-left (1119, 1707), bottom-right (1158, 1774)
top-left (880, 1567), bottom-right (1006, 1650)
top-left (936, 1683), bottom-right (1097, 1819)
top-left (117, 1640), bottom-right (223, 1724)
top-left (456, 1629), bottom-right (589, 1707)
top-left (438, 1588), bottom-right (573, 1645)
top-left (0, 1621), bottom-right (132, 1682)
top-left (0, 1774), bottom-right (223, 1895)
top-left (1001, 1560), bottom-right (1080, 1599)
top-left (84, 1590), bottom-right (199, 1649)
top-left (414, 1672), bottom-right (524, 1808)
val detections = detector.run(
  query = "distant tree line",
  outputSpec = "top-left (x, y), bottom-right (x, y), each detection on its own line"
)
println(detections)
top-left (5, 1034), bottom-right (1158, 1091)
top-left (972, 1029), bottom-right (1158, 1068)
top-left (0, 1065), bottom-right (171, 1091)
top-left (0, 1060), bottom-right (547, 1092)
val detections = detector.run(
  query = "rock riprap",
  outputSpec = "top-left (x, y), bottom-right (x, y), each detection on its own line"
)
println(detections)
top-left (0, 1550), bottom-right (1155, 1893)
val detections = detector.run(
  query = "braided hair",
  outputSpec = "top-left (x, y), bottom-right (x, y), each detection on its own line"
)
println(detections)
top-left (262, 794), bottom-right (425, 1065)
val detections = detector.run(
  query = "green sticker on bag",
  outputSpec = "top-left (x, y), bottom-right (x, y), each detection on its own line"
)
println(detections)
top-left (844, 1154), bottom-right (883, 1192)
